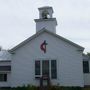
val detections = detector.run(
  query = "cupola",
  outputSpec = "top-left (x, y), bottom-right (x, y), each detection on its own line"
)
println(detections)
top-left (34, 6), bottom-right (57, 33)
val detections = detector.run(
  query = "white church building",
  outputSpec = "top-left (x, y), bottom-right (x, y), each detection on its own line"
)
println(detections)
top-left (0, 6), bottom-right (90, 87)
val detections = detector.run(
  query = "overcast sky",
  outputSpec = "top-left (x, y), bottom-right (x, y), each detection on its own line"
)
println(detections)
top-left (0, 0), bottom-right (90, 53)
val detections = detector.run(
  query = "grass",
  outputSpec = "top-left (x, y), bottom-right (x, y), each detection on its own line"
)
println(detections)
top-left (83, 87), bottom-right (90, 90)
top-left (1, 86), bottom-right (90, 90)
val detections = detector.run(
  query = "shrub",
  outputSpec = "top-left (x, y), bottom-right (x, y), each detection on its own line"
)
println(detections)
top-left (11, 85), bottom-right (37, 90)
top-left (48, 86), bottom-right (82, 90)
top-left (1, 86), bottom-right (84, 90)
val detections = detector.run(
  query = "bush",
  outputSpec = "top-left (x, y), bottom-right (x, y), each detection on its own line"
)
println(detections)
top-left (0, 86), bottom-right (84, 90)
top-left (48, 86), bottom-right (82, 90)
top-left (11, 85), bottom-right (37, 90)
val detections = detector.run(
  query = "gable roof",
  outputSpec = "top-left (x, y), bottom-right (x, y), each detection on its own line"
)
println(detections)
top-left (9, 28), bottom-right (84, 53)
top-left (0, 50), bottom-right (11, 60)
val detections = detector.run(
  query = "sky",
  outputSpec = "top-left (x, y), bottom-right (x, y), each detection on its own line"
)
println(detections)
top-left (0, 0), bottom-right (90, 53)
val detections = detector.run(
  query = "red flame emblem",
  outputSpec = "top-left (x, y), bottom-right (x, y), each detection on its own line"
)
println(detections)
top-left (40, 40), bottom-right (48, 53)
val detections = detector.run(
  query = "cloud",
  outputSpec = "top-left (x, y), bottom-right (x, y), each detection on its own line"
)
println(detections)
top-left (0, 0), bottom-right (90, 53)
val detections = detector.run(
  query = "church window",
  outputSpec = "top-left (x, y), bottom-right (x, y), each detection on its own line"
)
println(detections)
top-left (51, 60), bottom-right (57, 79)
top-left (83, 61), bottom-right (89, 73)
top-left (35, 59), bottom-right (57, 79)
top-left (35, 61), bottom-right (40, 75)
top-left (0, 66), bottom-right (11, 71)
top-left (0, 74), bottom-right (7, 82)
top-left (42, 60), bottom-right (49, 76)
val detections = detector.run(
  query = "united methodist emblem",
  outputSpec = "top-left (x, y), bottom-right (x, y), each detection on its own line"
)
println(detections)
top-left (40, 40), bottom-right (48, 53)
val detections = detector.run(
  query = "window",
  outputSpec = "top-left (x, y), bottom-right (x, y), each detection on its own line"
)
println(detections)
top-left (35, 59), bottom-right (57, 79)
top-left (35, 61), bottom-right (40, 75)
top-left (0, 66), bottom-right (11, 71)
top-left (83, 61), bottom-right (89, 73)
top-left (0, 74), bottom-right (7, 82)
top-left (51, 60), bottom-right (57, 79)
top-left (42, 60), bottom-right (49, 76)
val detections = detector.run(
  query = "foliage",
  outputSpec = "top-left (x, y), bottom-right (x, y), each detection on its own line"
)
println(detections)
top-left (1, 86), bottom-right (90, 90)
top-left (87, 52), bottom-right (90, 56)
top-left (11, 85), bottom-right (37, 90)
top-left (48, 86), bottom-right (82, 90)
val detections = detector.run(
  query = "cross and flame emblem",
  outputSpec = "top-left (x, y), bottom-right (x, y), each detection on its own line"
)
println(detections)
top-left (40, 40), bottom-right (48, 53)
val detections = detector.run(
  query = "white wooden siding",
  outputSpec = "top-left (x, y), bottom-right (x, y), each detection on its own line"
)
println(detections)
top-left (11, 32), bottom-right (84, 87)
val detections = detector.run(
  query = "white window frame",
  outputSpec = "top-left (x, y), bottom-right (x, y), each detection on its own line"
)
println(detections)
top-left (35, 58), bottom-right (57, 79)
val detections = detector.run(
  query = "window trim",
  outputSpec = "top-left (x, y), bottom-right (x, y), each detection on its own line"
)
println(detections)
top-left (83, 61), bottom-right (89, 73)
top-left (0, 74), bottom-right (7, 82)
top-left (35, 58), bottom-right (57, 79)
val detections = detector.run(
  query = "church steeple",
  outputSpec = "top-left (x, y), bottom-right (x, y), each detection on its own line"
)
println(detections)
top-left (39, 6), bottom-right (53, 19)
top-left (34, 6), bottom-right (57, 33)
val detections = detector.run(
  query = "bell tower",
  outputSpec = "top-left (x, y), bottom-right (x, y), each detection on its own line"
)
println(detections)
top-left (34, 6), bottom-right (57, 33)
